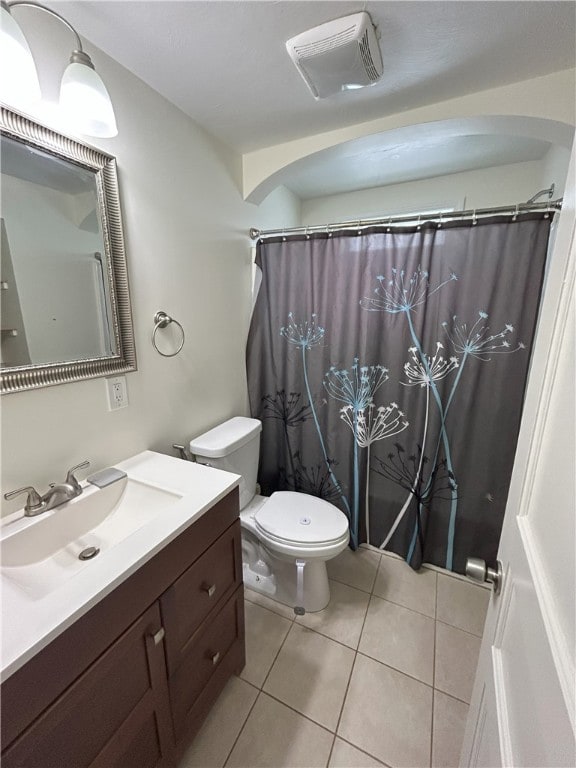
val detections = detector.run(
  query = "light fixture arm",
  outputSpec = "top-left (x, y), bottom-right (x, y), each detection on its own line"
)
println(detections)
top-left (1, 0), bottom-right (117, 136)
top-left (5, 0), bottom-right (85, 55)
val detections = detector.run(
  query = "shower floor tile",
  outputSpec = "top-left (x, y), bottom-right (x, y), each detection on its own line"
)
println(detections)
top-left (177, 554), bottom-right (486, 768)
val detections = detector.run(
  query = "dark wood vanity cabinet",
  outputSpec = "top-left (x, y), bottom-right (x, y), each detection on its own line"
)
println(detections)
top-left (1, 487), bottom-right (244, 768)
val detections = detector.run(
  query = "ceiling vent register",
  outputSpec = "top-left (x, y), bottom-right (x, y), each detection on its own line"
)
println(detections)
top-left (286, 12), bottom-right (383, 100)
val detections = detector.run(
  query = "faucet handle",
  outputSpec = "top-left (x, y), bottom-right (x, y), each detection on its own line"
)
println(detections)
top-left (65, 461), bottom-right (90, 492)
top-left (4, 486), bottom-right (46, 513)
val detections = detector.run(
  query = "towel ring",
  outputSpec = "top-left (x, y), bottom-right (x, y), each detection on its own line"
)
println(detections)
top-left (152, 311), bottom-right (185, 357)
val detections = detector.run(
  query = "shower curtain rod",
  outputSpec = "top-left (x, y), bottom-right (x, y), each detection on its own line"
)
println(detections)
top-left (249, 198), bottom-right (563, 241)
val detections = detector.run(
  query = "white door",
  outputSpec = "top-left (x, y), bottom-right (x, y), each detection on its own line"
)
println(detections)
top-left (460, 146), bottom-right (576, 768)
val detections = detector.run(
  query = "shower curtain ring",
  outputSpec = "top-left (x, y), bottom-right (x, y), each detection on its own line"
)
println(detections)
top-left (437, 213), bottom-right (443, 229)
top-left (472, 210), bottom-right (478, 225)
top-left (417, 215), bottom-right (421, 231)
top-left (305, 226), bottom-right (310, 240)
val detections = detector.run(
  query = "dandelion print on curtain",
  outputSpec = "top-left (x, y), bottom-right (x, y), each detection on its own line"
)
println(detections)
top-left (246, 214), bottom-right (552, 573)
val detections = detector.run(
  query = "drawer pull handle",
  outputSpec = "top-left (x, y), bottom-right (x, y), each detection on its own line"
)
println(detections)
top-left (203, 583), bottom-right (217, 597)
top-left (211, 651), bottom-right (220, 666)
top-left (151, 627), bottom-right (165, 646)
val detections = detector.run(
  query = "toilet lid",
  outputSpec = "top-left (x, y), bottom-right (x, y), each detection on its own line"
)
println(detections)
top-left (255, 491), bottom-right (349, 545)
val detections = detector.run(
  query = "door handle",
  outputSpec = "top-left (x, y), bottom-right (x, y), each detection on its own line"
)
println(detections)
top-left (465, 557), bottom-right (503, 595)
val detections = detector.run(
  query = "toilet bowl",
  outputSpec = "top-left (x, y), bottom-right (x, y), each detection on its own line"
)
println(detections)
top-left (190, 417), bottom-right (349, 613)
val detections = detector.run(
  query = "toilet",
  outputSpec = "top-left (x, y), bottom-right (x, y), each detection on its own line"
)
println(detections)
top-left (190, 416), bottom-right (349, 612)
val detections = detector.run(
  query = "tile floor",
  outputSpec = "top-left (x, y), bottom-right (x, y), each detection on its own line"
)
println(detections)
top-left (179, 547), bottom-right (490, 768)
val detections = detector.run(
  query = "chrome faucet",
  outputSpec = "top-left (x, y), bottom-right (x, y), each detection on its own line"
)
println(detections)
top-left (4, 461), bottom-right (90, 516)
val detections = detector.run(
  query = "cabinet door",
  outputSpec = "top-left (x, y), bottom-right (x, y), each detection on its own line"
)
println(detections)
top-left (169, 586), bottom-right (245, 743)
top-left (2, 604), bottom-right (176, 768)
top-left (161, 519), bottom-right (242, 674)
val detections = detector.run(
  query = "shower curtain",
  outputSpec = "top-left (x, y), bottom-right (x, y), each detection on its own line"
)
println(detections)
top-left (246, 214), bottom-right (551, 573)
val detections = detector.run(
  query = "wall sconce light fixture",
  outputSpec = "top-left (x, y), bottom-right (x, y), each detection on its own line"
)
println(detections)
top-left (0, 0), bottom-right (117, 137)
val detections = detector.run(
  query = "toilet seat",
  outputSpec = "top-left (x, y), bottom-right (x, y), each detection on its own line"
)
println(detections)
top-left (254, 491), bottom-right (349, 558)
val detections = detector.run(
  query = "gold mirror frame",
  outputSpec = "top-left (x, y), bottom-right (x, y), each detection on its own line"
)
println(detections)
top-left (0, 106), bottom-right (136, 394)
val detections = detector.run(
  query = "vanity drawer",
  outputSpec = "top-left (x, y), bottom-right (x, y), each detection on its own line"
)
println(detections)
top-left (2, 603), bottom-right (175, 768)
top-left (169, 585), bottom-right (244, 741)
top-left (161, 519), bottom-right (242, 674)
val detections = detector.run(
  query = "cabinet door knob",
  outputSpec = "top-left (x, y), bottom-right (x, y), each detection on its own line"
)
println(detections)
top-left (151, 627), bottom-right (165, 646)
top-left (203, 583), bottom-right (217, 597)
top-left (211, 651), bottom-right (220, 666)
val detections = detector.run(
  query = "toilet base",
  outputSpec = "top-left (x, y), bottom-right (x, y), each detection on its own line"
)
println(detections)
top-left (242, 529), bottom-right (331, 612)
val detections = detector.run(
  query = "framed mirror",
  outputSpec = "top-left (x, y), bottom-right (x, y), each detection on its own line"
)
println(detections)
top-left (0, 106), bottom-right (136, 393)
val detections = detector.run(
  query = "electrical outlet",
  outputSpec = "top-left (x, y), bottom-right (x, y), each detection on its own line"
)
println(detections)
top-left (106, 375), bottom-right (128, 410)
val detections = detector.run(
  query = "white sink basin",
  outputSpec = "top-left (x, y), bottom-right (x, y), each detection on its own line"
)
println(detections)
top-left (1, 476), bottom-right (182, 598)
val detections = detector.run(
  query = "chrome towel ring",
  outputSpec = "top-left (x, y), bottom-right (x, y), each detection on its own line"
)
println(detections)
top-left (152, 311), bottom-right (185, 357)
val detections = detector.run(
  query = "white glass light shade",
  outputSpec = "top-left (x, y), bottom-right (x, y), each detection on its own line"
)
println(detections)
top-left (0, 6), bottom-right (41, 108)
top-left (60, 61), bottom-right (117, 138)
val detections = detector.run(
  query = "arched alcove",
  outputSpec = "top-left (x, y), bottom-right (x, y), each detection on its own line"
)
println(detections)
top-left (247, 116), bottom-right (574, 209)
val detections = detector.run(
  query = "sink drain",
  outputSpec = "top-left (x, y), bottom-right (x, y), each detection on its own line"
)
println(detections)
top-left (79, 546), bottom-right (100, 561)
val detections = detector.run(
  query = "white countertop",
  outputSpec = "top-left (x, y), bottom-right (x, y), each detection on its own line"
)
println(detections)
top-left (0, 451), bottom-right (239, 682)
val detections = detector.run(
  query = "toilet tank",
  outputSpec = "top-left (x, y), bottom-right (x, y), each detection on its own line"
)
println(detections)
top-left (189, 417), bottom-right (262, 510)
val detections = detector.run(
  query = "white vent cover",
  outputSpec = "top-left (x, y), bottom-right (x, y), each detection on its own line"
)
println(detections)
top-left (286, 12), bottom-right (383, 100)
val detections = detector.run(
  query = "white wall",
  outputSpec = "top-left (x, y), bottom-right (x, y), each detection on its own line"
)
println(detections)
top-left (300, 159), bottom-right (545, 225)
top-left (0, 21), bottom-right (299, 516)
top-left (540, 145), bottom-right (572, 195)
top-left (299, 143), bottom-right (572, 227)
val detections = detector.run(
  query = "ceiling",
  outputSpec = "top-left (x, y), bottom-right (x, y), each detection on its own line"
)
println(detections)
top-left (41, 1), bottom-right (575, 198)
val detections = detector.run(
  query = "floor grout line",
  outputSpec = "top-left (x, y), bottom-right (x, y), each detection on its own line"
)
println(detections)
top-left (325, 733), bottom-right (337, 767)
top-left (368, 590), bottom-right (437, 620)
top-left (326, 574), bottom-right (377, 595)
top-left (255, 688), bottom-right (338, 736)
top-left (335, 735), bottom-right (394, 768)
top-left (222, 688), bottom-right (261, 768)
top-left (259, 618), bottom-right (295, 691)
top-left (435, 616), bottom-right (486, 638)
top-left (293, 619), bottom-right (365, 653)
top-left (430, 578), bottom-right (439, 768)
top-left (243, 592), bottom-right (297, 622)
top-left (355, 649), bottom-right (434, 691)
top-left (334, 643), bottom-right (360, 736)
top-left (328, 574), bottom-right (374, 763)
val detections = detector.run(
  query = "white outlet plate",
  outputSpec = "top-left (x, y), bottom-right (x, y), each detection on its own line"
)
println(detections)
top-left (106, 375), bottom-right (128, 410)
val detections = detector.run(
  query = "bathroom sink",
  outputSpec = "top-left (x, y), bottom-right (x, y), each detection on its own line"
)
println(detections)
top-left (0, 476), bottom-right (183, 598)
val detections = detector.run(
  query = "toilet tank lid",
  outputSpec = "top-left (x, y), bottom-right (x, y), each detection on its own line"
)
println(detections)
top-left (189, 417), bottom-right (262, 458)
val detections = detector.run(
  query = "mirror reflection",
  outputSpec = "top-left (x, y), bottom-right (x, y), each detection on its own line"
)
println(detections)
top-left (1, 136), bottom-right (116, 367)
